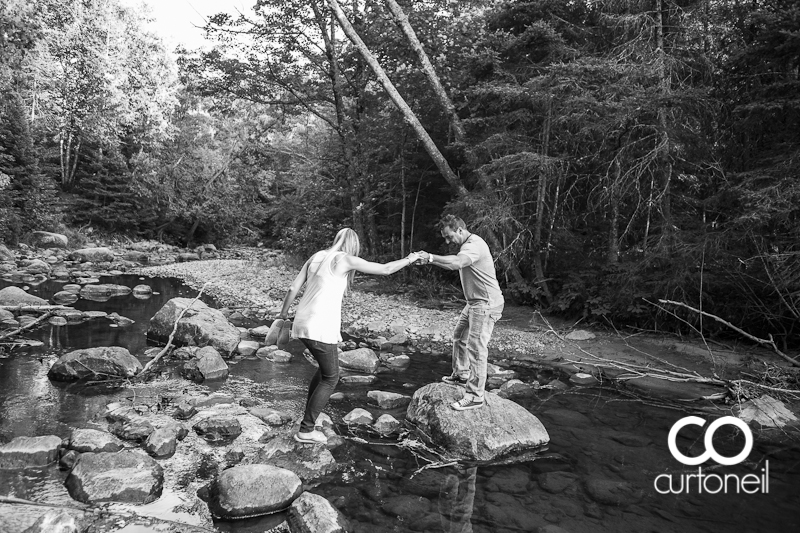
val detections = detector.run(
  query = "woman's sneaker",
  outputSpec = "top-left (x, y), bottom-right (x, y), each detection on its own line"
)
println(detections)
top-left (294, 429), bottom-right (328, 444)
top-left (451, 394), bottom-right (485, 411)
top-left (442, 374), bottom-right (468, 386)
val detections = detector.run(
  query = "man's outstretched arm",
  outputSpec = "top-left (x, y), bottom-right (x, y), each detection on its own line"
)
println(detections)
top-left (416, 250), bottom-right (472, 271)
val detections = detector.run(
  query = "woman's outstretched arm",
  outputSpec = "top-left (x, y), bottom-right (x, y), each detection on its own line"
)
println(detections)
top-left (338, 252), bottom-right (420, 276)
top-left (278, 258), bottom-right (311, 319)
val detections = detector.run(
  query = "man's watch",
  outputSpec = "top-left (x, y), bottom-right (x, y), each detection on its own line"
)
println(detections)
top-left (428, 254), bottom-right (434, 264)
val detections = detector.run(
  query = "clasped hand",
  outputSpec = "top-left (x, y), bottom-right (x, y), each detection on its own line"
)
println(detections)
top-left (406, 250), bottom-right (430, 265)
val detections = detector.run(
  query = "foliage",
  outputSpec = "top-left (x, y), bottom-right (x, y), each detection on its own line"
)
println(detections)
top-left (26, 0), bottom-right (177, 190)
top-left (1, 0), bottom-right (798, 348)
top-left (127, 91), bottom-right (272, 245)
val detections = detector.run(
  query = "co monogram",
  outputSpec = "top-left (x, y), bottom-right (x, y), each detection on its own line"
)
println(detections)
top-left (667, 416), bottom-right (753, 466)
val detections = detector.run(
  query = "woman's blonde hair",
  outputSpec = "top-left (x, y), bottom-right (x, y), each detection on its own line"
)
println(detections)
top-left (330, 228), bottom-right (360, 293)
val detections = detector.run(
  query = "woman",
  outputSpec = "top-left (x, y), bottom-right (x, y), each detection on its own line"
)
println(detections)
top-left (277, 228), bottom-right (419, 444)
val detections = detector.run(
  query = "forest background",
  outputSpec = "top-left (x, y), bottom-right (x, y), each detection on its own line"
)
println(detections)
top-left (1, 0), bottom-right (798, 350)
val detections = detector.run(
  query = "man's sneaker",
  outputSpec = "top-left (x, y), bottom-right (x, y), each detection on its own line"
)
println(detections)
top-left (442, 374), bottom-right (468, 386)
top-left (294, 429), bottom-right (327, 444)
top-left (451, 394), bottom-right (485, 411)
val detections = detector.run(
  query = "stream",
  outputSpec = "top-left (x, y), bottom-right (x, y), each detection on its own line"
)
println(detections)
top-left (0, 274), bottom-right (798, 533)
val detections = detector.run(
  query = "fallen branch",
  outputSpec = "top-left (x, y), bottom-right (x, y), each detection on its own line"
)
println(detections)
top-left (655, 299), bottom-right (800, 368)
top-left (539, 313), bottom-right (721, 384)
top-left (563, 355), bottom-right (726, 386)
top-left (0, 305), bottom-right (73, 311)
top-left (138, 282), bottom-right (210, 378)
top-left (0, 311), bottom-right (54, 340)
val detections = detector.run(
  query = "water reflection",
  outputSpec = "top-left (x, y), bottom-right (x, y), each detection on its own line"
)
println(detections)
top-left (440, 466), bottom-right (477, 533)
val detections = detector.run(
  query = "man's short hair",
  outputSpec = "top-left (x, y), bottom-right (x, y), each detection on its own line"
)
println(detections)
top-left (438, 214), bottom-right (466, 232)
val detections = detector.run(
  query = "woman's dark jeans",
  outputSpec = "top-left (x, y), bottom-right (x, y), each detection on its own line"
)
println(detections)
top-left (299, 338), bottom-right (340, 433)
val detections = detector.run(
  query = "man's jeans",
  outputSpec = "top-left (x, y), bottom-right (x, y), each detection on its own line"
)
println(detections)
top-left (452, 303), bottom-right (503, 397)
top-left (299, 338), bottom-right (340, 432)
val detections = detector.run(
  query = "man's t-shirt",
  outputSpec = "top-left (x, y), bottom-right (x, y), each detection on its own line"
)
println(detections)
top-left (457, 233), bottom-right (504, 307)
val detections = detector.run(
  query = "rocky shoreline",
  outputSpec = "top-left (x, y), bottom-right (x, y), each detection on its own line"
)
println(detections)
top-left (134, 257), bottom-right (552, 358)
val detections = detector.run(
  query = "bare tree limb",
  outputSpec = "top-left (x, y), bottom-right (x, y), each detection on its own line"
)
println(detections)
top-left (138, 282), bottom-right (210, 378)
top-left (0, 312), bottom-right (54, 340)
top-left (654, 299), bottom-right (800, 367)
top-left (324, 0), bottom-right (467, 196)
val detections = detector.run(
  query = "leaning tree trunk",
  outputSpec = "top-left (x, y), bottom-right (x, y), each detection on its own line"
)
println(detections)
top-left (384, 0), bottom-right (466, 144)
top-left (325, 0), bottom-right (466, 197)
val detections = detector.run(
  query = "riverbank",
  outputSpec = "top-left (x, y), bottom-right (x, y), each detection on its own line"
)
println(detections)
top-left (135, 256), bottom-right (800, 413)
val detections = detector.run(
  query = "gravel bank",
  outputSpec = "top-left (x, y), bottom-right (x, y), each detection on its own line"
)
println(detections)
top-left (135, 259), bottom-right (549, 356)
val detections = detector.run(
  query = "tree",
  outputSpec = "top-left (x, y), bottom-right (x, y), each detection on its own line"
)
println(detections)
top-left (0, 0), bottom-right (58, 242)
top-left (325, 0), bottom-right (466, 194)
top-left (29, 0), bottom-right (176, 190)
top-left (129, 89), bottom-right (270, 245)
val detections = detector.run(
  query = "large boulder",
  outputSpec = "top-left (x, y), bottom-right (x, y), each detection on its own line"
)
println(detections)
top-left (249, 435), bottom-right (337, 482)
top-left (67, 429), bottom-right (123, 453)
top-left (68, 247), bottom-right (114, 263)
top-left (109, 416), bottom-right (155, 442)
top-left (30, 231), bottom-right (68, 248)
top-left (367, 390), bottom-right (412, 410)
top-left (193, 416), bottom-right (242, 443)
top-left (406, 383), bottom-right (550, 462)
top-left (65, 451), bottom-right (163, 504)
top-left (48, 346), bottom-right (142, 381)
top-left (144, 427), bottom-right (178, 458)
top-left (0, 435), bottom-right (62, 469)
top-left (339, 348), bottom-right (380, 374)
top-left (148, 298), bottom-right (240, 355)
top-left (288, 492), bottom-right (350, 533)
top-left (181, 346), bottom-right (229, 381)
top-left (53, 291), bottom-right (79, 305)
top-left (204, 464), bottom-right (302, 519)
top-left (0, 286), bottom-right (48, 307)
top-left (343, 408), bottom-right (373, 425)
top-left (79, 284), bottom-right (132, 302)
top-left (22, 259), bottom-right (50, 274)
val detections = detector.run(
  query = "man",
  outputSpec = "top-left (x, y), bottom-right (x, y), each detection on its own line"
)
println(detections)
top-left (416, 215), bottom-right (504, 411)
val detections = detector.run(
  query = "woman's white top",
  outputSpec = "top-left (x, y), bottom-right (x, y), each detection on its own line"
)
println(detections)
top-left (291, 249), bottom-right (347, 344)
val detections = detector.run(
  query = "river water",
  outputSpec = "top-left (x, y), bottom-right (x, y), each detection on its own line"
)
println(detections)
top-left (0, 275), bottom-right (798, 533)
